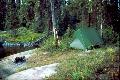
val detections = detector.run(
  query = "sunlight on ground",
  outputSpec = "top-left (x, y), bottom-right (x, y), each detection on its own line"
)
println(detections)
top-left (17, 46), bottom-right (111, 72)
top-left (17, 49), bottom-right (85, 71)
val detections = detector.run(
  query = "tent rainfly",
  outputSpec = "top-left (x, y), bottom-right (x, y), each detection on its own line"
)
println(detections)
top-left (70, 27), bottom-right (103, 50)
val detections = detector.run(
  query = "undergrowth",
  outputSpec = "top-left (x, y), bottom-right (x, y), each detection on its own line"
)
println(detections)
top-left (0, 27), bottom-right (41, 42)
top-left (47, 47), bottom-right (116, 80)
top-left (40, 32), bottom-right (74, 53)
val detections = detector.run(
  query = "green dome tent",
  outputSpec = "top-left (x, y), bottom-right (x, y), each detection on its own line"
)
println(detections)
top-left (70, 27), bottom-right (103, 50)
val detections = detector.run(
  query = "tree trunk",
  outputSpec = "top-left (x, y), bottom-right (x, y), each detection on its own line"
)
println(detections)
top-left (27, 1), bottom-right (35, 22)
top-left (100, 0), bottom-right (103, 38)
top-left (50, 0), bottom-right (59, 47)
top-left (100, 21), bottom-right (103, 37)
top-left (16, 0), bottom-right (21, 9)
top-left (47, 0), bottom-right (52, 34)
top-left (88, 13), bottom-right (91, 27)
top-left (10, 0), bottom-right (20, 37)
top-left (37, 0), bottom-right (46, 33)
top-left (0, 0), bottom-right (7, 31)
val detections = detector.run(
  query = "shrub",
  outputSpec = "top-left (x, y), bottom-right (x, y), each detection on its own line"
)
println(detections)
top-left (40, 32), bottom-right (73, 52)
top-left (0, 27), bottom-right (41, 43)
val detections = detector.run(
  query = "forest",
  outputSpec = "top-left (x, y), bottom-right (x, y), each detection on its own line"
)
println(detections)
top-left (0, 0), bottom-right (120, 80)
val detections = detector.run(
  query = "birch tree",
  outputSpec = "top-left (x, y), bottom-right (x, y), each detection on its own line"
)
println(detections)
top-left (50, 0), bottom-right (61, 47)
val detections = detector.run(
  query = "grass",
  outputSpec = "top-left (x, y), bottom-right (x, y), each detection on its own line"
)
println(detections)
top-left (0, 27), bottom-right (42, 43)
top-left (16, 45), bottom-right (116, 79)
top-left (16, 49), bottom-right (85, 72)
top-left (47, 47), bottom-right (116, 80)
top-left (16, 34), bottom-right (116, 80)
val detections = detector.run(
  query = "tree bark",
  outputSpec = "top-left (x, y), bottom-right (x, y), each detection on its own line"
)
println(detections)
top-left (50, 0), bottom-right (59, 47)
top-left (37, 0), bottom-right (46, 33)
top-left (27, 1), bottom-right (35, 22)
top-left (0, 0), bottom-right (7, 31)
top-left (46, 0), bottom-right (52, 33)
top-left (11, 0), bottom-right (20, 29)
top-left (16, 0), bottom-right (21, 9)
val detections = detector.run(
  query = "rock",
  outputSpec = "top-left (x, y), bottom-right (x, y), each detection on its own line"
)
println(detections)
top-left (14, 56), bottom-right (26, 63)
top-left (6, 63), bottom-right (59, 80)
top-left (0, 49), bottom-right (36, 79)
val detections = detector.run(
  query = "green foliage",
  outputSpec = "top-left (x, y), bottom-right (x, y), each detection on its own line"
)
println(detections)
top-left (0, 32), bottom-right (11, 38)
top-left (103, 27), bottom-right (113, 38)
top-left (40, 35), bottom-right (55, 52)
top-left (0, 27), bottom-right (41, 43)
top-left (40, 32), bottom-right (73, 52)
top-left (17, 27), bottom-right (28, 36)
top-left (59, 33), bottom-right (73, 51)
top-left (102, 26), bottom-right (119, 44)
top-left (48, 47), bottom-right (115, 80)
top-left (76, 21), bottom-right (88, 29)
top-left (13, 28), bottom-right (40, 42)
top-left (88, 0), bottom-right (93, 13)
